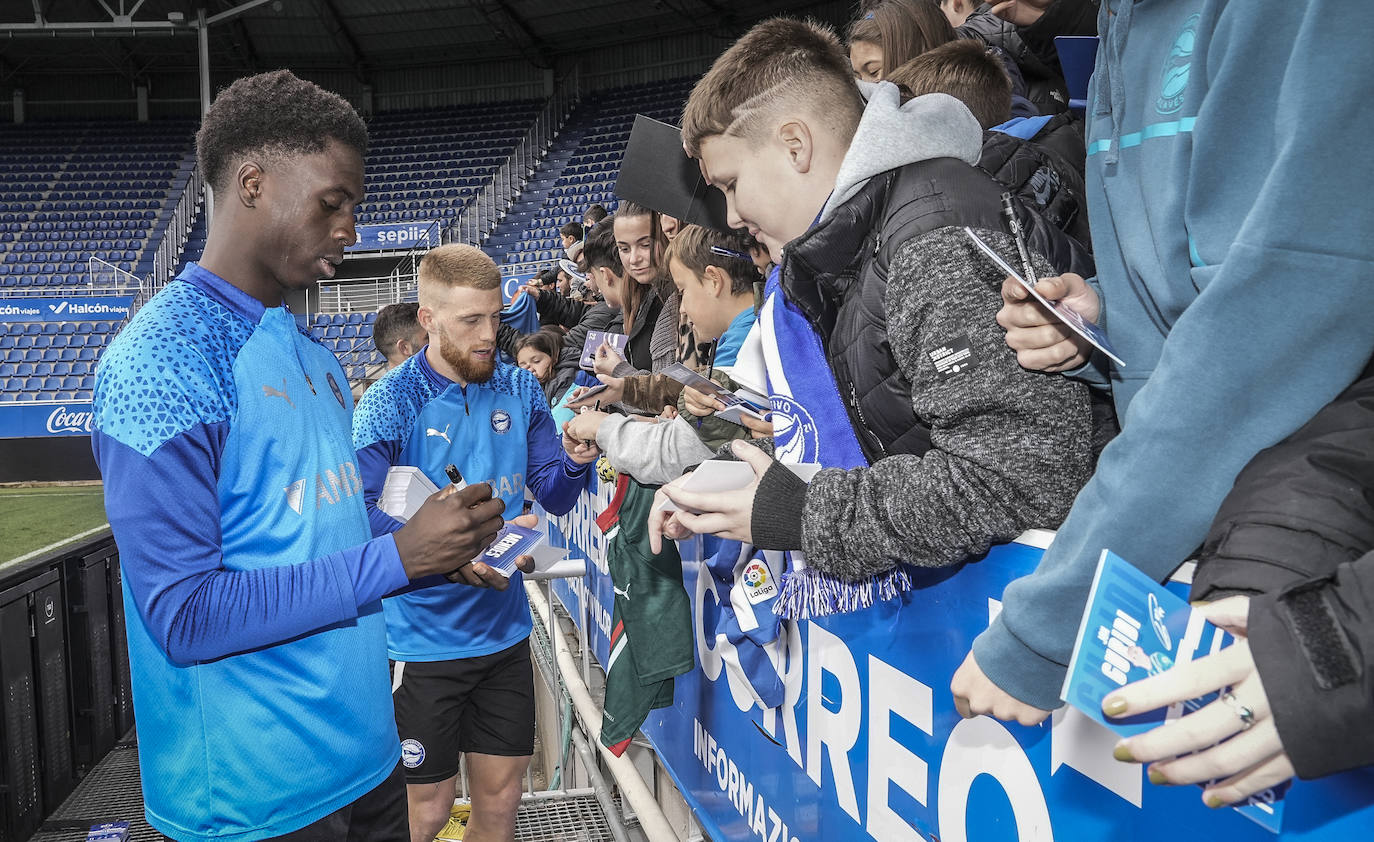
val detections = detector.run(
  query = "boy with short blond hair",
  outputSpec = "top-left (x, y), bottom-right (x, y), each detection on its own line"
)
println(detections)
top-left (663, 17), bottom-right (1094, 597)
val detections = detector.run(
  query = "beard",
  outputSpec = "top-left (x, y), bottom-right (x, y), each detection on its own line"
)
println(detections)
top-left (438, 330), bottom-right (496, 384)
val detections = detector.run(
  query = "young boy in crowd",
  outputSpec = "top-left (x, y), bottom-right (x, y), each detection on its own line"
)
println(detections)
top-left (652, 18), bottom-right (1095, 583)
top-left (889, 39), bottom-right (1092, 261)
top-left (562, 225), bottom-right (764, 482)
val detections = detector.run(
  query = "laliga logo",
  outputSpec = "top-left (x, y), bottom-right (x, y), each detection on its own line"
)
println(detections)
top-left (770, 395), bottom-right (818, 463)
top-left (47, 406), bottom-right (93, 434)
top-left (743, 560), bottom-right (769, 589)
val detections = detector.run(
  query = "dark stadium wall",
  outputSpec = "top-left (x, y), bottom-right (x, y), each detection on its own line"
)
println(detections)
top-left (0, 2), bottom-right (850, 121)
top-left (0, 437), bottom-right (100, 483)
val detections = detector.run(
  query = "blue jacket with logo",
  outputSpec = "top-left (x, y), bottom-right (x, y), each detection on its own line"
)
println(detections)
top-left (91, 264), bottom-right (407, 841)
top-left (974, 0), bottom-right (1374, 709)
top-left (353, 350), bottom-right (591, 661)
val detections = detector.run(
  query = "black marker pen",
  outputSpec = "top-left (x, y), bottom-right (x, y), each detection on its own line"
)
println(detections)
top-left (1000, 192), bottom-right (1039, 289)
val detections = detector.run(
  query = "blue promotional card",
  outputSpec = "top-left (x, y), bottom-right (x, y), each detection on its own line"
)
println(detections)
top-left (478, 523), bottom-right (544, 577)
top-left (1063, 549), bottom-right (1289, 832)
top-left (86, 823), bottom-right (129, 842)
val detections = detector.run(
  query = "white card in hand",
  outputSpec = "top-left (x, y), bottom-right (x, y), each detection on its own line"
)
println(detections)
top-left (655, 459), bottom-right (823, 513)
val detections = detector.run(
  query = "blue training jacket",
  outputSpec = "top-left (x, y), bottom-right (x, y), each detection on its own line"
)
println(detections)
top-left (353, 349), bottom-right (590, 661)
top-left (92, 264), bottom-right (406, 841)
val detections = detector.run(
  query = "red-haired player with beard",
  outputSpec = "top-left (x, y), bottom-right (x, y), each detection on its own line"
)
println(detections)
top-left (352, 244), bottom-right (597, 842)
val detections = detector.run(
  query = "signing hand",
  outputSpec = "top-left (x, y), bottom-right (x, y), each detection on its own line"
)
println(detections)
top-left (739, 411), bottom-right (773, 440)
top-left (950, 650), bottom-right (1054, 727)
top-left (1103, 597), bottom-right (1294, 807)
top-left (565, 409), bottom-right (610, 444)
top-left (394, 482), bottom-right (506, 580)
top-left (567, 375), bottom-right (625, 410)
top-left (445, 513), bottom-right (539, 589)
top-left (648, 471), bottom-right (699, 554)
top-left (657, 440), bottom-right (771, 546)
top-left (683, 383), bottom-right (727, 419)
top-left (996, 272), bottom-right (1100, 372)
top-left (593, 342), bottom-right (625, 376)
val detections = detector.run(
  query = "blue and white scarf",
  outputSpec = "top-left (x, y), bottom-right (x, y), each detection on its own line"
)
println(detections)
top-left (757, 266), bottom-right (914, 618)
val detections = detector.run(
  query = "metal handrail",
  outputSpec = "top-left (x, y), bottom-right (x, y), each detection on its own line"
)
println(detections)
top-left (143, 162), bottom-right (204, 306)
top-left (448, 67), bottom-right (581, 248)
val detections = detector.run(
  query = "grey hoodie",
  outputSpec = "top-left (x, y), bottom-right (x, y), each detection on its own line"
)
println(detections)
top-left (820, 85), bottom-right (983, 223)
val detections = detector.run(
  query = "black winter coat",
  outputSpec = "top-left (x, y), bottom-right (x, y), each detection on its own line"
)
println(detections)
top-left (958, 4), bottom-right (1072, 115)
top-left (780, 156), bottom-right (1094, 463)
top-left (1192, 359), bottom-right (1374, 779)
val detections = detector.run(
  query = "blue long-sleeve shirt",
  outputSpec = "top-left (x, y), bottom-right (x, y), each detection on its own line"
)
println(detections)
top-left (973, 0), bottom-right (1374, 709)
top-left (91, 264), bottom-right (403, 841)
top-left (353, 348), bottom-right (591, 660)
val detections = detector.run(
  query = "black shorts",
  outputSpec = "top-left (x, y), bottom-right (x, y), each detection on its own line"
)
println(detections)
top-left (390, 639), bottom-right (536, 784)
top-left (222, 762), bottom-right (407, 842)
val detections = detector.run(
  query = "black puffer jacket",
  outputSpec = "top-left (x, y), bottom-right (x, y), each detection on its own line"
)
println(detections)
top-left (979, 121), bottom-right (1091, 250)
top-left (780, 156), bottom-right (1094, 463)
top-left (1191, 360), bottom-right (1374, 779)
top-left (958, 4), bottom-right (1071, 115)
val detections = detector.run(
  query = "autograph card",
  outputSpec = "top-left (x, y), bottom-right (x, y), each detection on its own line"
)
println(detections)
top-left (1063, 550), bottom-right (1288, 832)
top-left (580, 331), bottom-right (628, 371)
top-left (661, 363), bottom-right (770, 424)
top-left (477, 524), bottom-right (545, 578)
top-left (963, 227), bottom-right (1125, 367)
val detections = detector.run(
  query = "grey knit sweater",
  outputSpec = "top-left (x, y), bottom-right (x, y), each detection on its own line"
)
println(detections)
top-left (751, 225), bottom-right (1094, 580)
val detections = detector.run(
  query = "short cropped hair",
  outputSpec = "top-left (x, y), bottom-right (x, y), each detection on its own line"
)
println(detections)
top-left (583, 204), bottom-right (608, 225)
top-left (888, 40), bottom-right (1013, 129)
top-left (664, 225), bottom-right (763, 296)
top-left (417, 244), bottom-right (501, 291)
top-left (373, 302), bottom-right (421, 355)
top-left (559, 221), bottom-right (584, 240)
top-left (848, 0), bottom-right (956, 78)
top-left (681, 17), bottom-right (865, 157)
top-left (582, 217), bottom-right (622, 276)
top-left (196, 70), bottom-right (367, 194)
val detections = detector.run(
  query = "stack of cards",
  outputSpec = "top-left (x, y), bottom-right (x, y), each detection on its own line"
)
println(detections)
top-left (660, 362), bottom-right (770, 425)
top-left (476, 523), bottom-right (582, 579)
top-left (1063, 550), bottom-right (1288, 832)
top-left (579, 331), bottom-right (629, 371)
top-left (378, 466), bottom-right (440, 522)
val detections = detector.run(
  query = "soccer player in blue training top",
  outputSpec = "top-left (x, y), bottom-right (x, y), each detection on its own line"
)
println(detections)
top-left (92, 70), bottom-right (522, 842)
top-left (352, 243), bottom-right (597, 842)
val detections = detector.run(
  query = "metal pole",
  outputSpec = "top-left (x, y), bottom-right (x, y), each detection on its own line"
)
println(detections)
top-left (197, 8), bottom-right (214, 228)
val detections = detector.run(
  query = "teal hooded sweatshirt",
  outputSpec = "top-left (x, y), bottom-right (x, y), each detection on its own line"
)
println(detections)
top-left (973, 0), bottom-right (1374, 709)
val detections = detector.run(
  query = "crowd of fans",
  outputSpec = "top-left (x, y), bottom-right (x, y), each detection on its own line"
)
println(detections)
top-left (90, 1), bottom-right (1372, 840)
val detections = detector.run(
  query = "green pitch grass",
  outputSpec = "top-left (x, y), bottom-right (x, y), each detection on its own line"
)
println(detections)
top-left (0, 485), bottom-right (108, 568)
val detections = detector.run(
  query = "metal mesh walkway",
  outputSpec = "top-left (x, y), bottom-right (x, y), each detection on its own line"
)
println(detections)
top-left (28, 734), bottom-right (620, 842)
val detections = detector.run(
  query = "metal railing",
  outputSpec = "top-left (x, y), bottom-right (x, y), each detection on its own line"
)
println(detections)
top-left (311, 274), bottom-right (419, 314)
top-left (448, 67), bottom-right (581, 248)
top-left (144, 163), bottom-right (204, 304)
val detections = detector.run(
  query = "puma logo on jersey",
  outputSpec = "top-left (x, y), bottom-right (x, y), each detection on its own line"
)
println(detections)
top-left (426, 424), bottom-right (452, 444)
top-left (263, 378), bottom-right (295, 409)
top-left (612, 582), bottom-right (631, 601)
